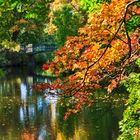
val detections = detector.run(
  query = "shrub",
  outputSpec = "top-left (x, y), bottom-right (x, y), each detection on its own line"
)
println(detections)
top-left (118, 59), bottom-right (140, 140)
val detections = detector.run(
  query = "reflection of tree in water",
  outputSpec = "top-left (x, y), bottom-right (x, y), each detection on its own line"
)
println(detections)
top-left (54, 97), bottom-right (125, 140)
top-left (55, 104), bottom-right (76, 139)
top-left (75, 100), bottom-right (124, 140)
top-left (0, 68), bottom-right (126, 140)
top-left (21, 130), bottom-right (36, 140)
top-left (0, 70), bottom-right (56, 140)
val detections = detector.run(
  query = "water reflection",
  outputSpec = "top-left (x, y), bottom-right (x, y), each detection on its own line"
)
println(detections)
top-left (0, 68), bottom-right (125, 140)
top-left (20, 83), bottom-right (27, 103)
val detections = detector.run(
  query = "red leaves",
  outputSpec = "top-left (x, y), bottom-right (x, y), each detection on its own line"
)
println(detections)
top-left (126, 14), bottom-right (131, 20)
top-left (64, 112), bottom-right (70, 120)
top-left (136, 8), bottom-right (140, 14)
top-left (42, 64), bottom-right (49, 71)
top-left (107, 77), bottom-right (121, 94)
top-left (107, 79), bottom-right (118, 94)
top-left (69, 75), bottom-right (76, 81)
top-left (42, 60), bottom-right (53, 71)
top-left (35, 0), bottom-right (140, 120)
top-left (33, 83), bottom-right (51, 91)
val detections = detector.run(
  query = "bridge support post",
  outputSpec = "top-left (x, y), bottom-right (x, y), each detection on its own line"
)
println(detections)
top-left (27, 54), bottom-right (36, 75)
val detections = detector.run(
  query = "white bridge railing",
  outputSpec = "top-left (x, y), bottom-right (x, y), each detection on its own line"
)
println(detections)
top-left (20, 44), bottom-right (56, 54)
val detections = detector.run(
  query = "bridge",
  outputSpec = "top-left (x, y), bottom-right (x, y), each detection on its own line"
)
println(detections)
top-left (20, 43), bottom-right (57, 55)
top-left (19, 43), bottom-right (57, 68)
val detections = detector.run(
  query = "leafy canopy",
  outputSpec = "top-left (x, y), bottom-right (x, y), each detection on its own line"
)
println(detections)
top-left (38, 0), bottom-right (140, 119)
top-left (52, 4), bottom-right (85, 47)
top-left (0, 0), bottom-right (52, 50)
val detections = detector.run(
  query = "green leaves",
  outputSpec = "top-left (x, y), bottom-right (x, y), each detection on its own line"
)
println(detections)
top-left (125, 16), bottom-right (140, 32)
top-left (52, 4), bottom-right (85, 47)
top-left (25, 13), bottom-right (38, 19)
top-left (136, 58), bottom-right (140, 67)
top-left (0, 69), bottom-right (5, 78)
top-left (118, 60), bottom-right (140, 140)
top-left (0, 0), bottom-right (51, 46)
top-left (58, 61), bottom-right (64, 69)
top-left (79, 0), bottom-right (111, 13)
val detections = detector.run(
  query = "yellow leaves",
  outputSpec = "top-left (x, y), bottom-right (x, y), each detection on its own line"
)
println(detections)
top-left (10, 18), bottom-right (32, 32)
top-left (134, 128), bottom-right (140, 139)
top-left (29, 24), bottom-right (37, 30)
top-left (76, 71), bottom-right (85, 79)
top-left (1, 40), bottom-right (20, 52)
top-left (16, 19), bottom-right (28, 24)
top-left (9, 25), bottom-right (20, 33)
top-left (45, 22), bottom-right (57, 34)
top-left (39, 0), bottom-right (140, 121)
top-left (82, 45), bottom-right (99, 61)
top-left (109, 40), bottom-right (128, 61)
top-left (48, 0), bottom-right (139, 103)
top-left (10, 19), bottom-right (37, 33)
top-left (13, 44), bottom-right (20, 52)
top-left (73, 61), bottom-right (87, 70)
top-left (80, 0), bottom-right (126, 43)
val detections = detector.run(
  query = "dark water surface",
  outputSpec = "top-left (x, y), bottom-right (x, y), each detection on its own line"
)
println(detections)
top-left (0, 68), bottom-right (125, 140)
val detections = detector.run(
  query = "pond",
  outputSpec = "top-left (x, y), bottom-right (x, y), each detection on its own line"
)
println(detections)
top-left (0, 68), bottom-right (126, 140)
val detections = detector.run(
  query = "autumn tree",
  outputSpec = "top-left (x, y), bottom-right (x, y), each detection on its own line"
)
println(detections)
top-left (37, 0), bottom-right (140, 120)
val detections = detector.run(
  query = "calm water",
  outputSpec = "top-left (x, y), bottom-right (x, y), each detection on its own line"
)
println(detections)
top-left (0, 68), bottom-right (125, 140)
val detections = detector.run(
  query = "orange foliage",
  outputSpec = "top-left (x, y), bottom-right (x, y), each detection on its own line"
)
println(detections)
top-left (9, 25), bottom-right (20, 32)
top-left (38, 0), bottom-right (140, 119)
top-left (21, 130), bottom-right (36, 140)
